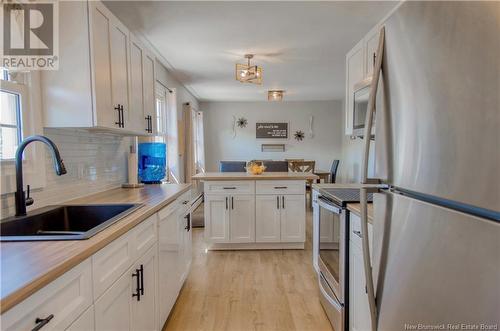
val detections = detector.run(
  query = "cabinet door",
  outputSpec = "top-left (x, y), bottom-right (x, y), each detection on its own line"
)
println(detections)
top-left (94, 267), bottom-right (132, 331)
top-left (229, 195), bottom-right (255, 242)
top-left (158, 207), bottom-right (182, 326)
top-left (349, 241), bottom-right (371, 331)
top-left (177, 211), bottom-right (188, 284)
top-left (143, 50), bottom-right (156, 134)
top-left (364, 26), bottom-right (380, 78)
top-left (132, 246), bottom-right (158, 331)
top-left (204, 195), bottom-right (230, 243)
top-left (345, 40), bottom-right (364, 136)
top-left (89, 1), bottom-right (115, 129)
top-left (280, 195), bottom-right (305, 242)
top-left (109, 17), bottom-right (130, 129)
top-left (129, 35), bottom-right (145, 134)
top-left (66, 305), bottom-right (95, 331)
top-left (255, 195), bottom-right (281, 242)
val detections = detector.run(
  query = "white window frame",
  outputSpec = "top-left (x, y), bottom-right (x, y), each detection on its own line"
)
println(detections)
top-left (1, 72), bottom-right (46, 195)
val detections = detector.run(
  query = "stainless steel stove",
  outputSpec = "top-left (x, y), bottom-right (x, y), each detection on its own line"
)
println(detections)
top-left (313, 187), bottom-right (372, 331)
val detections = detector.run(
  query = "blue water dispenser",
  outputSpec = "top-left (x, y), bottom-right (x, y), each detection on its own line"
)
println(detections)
top-left (138, 142), bottom-right (167, 184)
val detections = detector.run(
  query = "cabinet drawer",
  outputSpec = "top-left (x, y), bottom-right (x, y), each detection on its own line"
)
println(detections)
top-left (158, 201), bottom-right (178, 220)
top-left (92, 231), bottom-right (134, 299)
top-left (349, 212), bottom-right (372, 251)
top-left (177, 190), bottom-right (192, 215)
top-left (1, 259), bottom-right (92, 331)
top-left (204, 181), bottom-right (255, 195)
top-left (132, 214), bottom-right (158, 259)
top-left (256, 180), bottom-right (305, 195)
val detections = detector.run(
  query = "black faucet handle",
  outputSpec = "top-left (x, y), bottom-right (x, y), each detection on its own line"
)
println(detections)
top-left (25, 185), bottom-right (34, 206)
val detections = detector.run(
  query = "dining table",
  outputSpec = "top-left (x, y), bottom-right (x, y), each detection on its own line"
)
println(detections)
top-left (313, 170), bottom-right (330, 183)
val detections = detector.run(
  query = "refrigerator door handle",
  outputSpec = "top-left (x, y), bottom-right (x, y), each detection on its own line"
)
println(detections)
top-left (360, 26), bottom-right (386, 331)
top-left (361, 187), bottom-right (379, 331)
top-left (361, 26), bottom-right (385, 185)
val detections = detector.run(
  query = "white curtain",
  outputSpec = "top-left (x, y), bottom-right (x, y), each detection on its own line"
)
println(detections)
top-left (193, 111), bottom-right (206, 174)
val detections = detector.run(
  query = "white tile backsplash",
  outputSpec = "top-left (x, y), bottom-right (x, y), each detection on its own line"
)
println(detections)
top-left (1, 128), bottom-right (130, 217)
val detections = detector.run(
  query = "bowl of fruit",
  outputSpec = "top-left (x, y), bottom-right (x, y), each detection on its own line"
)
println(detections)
top-left (245, 161), bottom-right (266, 175)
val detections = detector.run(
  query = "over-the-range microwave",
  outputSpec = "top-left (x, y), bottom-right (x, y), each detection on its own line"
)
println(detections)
top-left (352, 77), bottom-right (375, 138)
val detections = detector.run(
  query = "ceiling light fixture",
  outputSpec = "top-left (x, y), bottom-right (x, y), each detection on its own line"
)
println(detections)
top-left (235, 54), bottom-right (262, 85)
top-left (268, 90), bottom-right (284, 101)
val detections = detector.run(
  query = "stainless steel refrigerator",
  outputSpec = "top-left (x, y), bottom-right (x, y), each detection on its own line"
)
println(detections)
top-left (359, 2), bottom-right (500, 330)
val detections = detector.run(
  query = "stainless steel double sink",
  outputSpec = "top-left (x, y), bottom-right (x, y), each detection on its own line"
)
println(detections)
top-left (0, 204), bottom-right (143, 241)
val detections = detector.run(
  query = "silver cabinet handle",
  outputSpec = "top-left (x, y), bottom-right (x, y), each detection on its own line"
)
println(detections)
top-left (276, 196), bottom-right (280, 209)
top-left (282, 196), bottom-right (285, 209)
top-left (231, 196), bottom-right (234, 210)
top-left (353, 230), bottom-right (363, 238)
top-left (225, 197), bottom-right (228, 210)
top-left (274, 186), bottom-right (287, 189)
top-left (223, 187), bottom-right (236, 190)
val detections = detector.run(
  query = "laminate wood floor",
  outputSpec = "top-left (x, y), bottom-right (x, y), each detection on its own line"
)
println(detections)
top-left (163, 203), bottom-right (333, 331)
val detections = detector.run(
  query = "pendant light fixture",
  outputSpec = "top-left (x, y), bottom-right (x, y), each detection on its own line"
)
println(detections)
top-left (268, 90), bottom-right (284, 101)
top-left (235, 54), bottom-right (262, 84)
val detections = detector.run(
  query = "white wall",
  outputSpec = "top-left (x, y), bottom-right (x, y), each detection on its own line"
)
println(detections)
top-left (201, 100), bottom-right (343, 172)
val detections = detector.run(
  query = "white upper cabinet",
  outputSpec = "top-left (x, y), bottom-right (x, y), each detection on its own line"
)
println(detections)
top-left (344, 40), bottom-right (365, 136)
top-left (364, 25), bottom-right (381, 78)
top-left (42, 1), bottom-right (156, 136)
top-left (129, 35), bottom-right (157, 135)
top-left (143, 49), bottom-right (157, 135)
top-left (129, 34), bottom-right (146, 133)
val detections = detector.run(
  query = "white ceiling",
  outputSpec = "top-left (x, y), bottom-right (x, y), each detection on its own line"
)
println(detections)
top-left (105, 1), bottom-right (397, 102)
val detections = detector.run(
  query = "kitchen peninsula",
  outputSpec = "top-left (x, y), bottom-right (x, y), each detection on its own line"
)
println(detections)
top-left (192, 172), bottom-right (318, 250)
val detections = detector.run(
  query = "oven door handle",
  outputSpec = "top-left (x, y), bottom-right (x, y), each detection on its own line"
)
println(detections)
top-left (318, 196), bottom-right (341, 214)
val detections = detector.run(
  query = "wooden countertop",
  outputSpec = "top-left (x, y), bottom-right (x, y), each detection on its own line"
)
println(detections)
top-left (346, 203), bottom-right (374, 223)
top-left (0, 183), bottom-right (191, 314)
top-left (192, 172), bottom-right (319, 181)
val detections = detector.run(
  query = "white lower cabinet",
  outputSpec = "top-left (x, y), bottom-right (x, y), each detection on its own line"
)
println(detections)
top-left (158, 206), bottom-right (182, 324)
top-left (131, 246), bottom-right (158, 331)
top-left (229, 195), bottom-right (256, 242)
top-left (0, 259), bottom-right (92, 331)
top-left (94, 264), bottom-right (133, 331)
top-left (157, 195), bottom-right (193, 329)
top-left (204, 194), bottom-right (255, 243)
top-left (204, 195), bottom-right (230, 242)
top-left (280, 195), bottom-right (306, 242)
top-left (255, 194), bottom-right (305, 243)
top-left (255, 195), bottom-right (281, 242)
top-left (349, 212), bottom-right (373, 331)
top-left (67, 305), bottom-right (95, 331)
top-left (1, 192), bottom-right (192, 331)
top-left (95, 245), bottom-right (157, 331)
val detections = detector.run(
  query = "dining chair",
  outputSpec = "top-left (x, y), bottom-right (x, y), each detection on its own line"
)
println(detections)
top-left (285, 159), bottom-right (304, 171)
top-left (330, 160), bottom-right (340, 183)
top-left (219, 161), bottom-right (246, 172)
top-left (289, 160), bottom-right (315, 173)
top-left (263, 160), bottom-right (288, 172)
top-left (289, 161), bottom-right (316, 206)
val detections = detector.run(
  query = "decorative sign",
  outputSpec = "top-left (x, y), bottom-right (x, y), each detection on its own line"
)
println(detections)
top-left (256, 122), bottom-right (288, 139)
